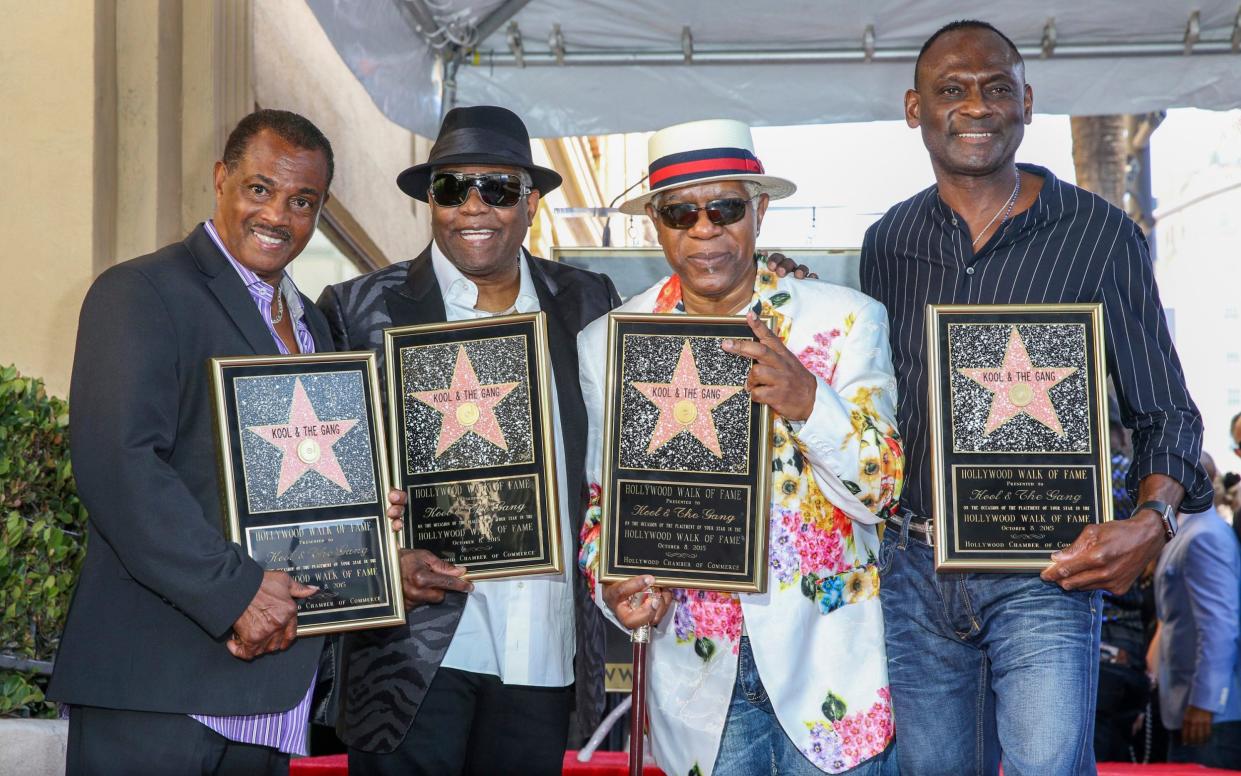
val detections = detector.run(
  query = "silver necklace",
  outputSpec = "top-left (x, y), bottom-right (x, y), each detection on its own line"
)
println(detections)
top-left (971, 172), bottom-right (1022, 248)
top-left (270, 290), bottom-right (285, 325)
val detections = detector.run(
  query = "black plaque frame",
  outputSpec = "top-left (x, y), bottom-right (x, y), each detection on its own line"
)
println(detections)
top-left (384, 312), bottom-right (563, 581)
top-left (927, 303), bottom-right (1113, 571)
top-left (600, 314), bottom-right (772, 593)
top-left (210, 352), bottom-right (404, 635)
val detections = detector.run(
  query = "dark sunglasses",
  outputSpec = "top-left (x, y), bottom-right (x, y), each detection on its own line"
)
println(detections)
top-left (655, 197), bottom-right (751, 229)
top-left (429, 172), bottom-right (529, 208)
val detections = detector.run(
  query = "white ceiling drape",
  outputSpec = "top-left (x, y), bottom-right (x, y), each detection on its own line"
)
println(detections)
top-left (307, 1), bottom-right (1241, 137)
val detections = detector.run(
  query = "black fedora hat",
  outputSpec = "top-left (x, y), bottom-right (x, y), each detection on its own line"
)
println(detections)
top-left (396, 106), bottom-right (562, 201)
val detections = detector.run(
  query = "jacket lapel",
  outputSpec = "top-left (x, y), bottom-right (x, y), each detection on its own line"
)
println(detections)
top-left (527, 252), bottom-right (588, 502)
top-left (385, 246), bottom-right (447, 327)
top-left (188, 224), bottom-right (281, 356)
top-left (302, 298), bottom-right (334, 353)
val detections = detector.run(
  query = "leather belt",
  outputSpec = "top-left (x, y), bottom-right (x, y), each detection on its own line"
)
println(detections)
top-left (884, 511), bottom-right (934, 547)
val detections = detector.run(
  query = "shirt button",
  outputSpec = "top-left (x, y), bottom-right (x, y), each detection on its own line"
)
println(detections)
top-left (516, 581), bottom-right (525, 589)
top-left (951, 217), bottom-right (958, 226)
top-left (965, 266), bottom-right (975, 275)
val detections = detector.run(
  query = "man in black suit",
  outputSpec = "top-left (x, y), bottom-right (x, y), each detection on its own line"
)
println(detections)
top-left (49, 109), bottom-right (373, 776)
top-left (318, 105), bottom-right (619, 776)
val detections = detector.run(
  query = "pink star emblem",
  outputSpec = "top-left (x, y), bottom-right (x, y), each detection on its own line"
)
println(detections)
top-left (246, 378), bottom-right (359, 496)
top-left (958, 326), bottom-right (1078, 437)
top-left (631, 340), bottom-right (744, 458)
top-left (410, 345), bottom-right (520, 457)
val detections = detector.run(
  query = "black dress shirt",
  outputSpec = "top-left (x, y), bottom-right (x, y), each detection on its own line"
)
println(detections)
top-left (860, 163), bottom-right (1212, 523)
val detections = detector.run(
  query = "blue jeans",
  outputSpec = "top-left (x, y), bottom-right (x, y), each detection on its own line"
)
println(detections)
top-left (713, 636), bottom-right (899, 775)
top-left (878, 521), bottom-right (1101, 776)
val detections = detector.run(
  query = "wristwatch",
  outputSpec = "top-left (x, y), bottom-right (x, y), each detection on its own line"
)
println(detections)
top-left (1136, 499), bottom-right (1178, 541)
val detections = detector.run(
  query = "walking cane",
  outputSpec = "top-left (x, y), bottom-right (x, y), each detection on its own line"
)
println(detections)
top-left (628, 620), bottom-right (650, 776)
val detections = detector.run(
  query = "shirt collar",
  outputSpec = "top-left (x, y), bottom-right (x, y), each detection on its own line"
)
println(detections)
top-left (204, 219), bottom-right (307, 319)
top-left (430, 240), bottom-right (538, 314)
top-left (926, 162), bottom-right (1061, 228)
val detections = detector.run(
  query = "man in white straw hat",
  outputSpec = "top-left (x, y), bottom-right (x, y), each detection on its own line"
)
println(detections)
top-left (577, 118), bottom-right (904, 775)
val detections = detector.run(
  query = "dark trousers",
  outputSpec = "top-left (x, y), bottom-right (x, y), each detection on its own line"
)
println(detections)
top-left (348, 667), bottom-right (572, 776)
top-left (66, 705), bottom-right (289, 776)
top-left (1169, 720), bottom-right (1241, 769)
top-left (1093, 662), bottom-right (1151, 761)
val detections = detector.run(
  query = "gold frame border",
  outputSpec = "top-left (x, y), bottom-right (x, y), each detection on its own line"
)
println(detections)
top-left (383, 312), bottom-right (564, 580)
top-left (209, 351), bottom-right (406, 636)
top-left (599, 312), bottom-right (772, 594)
top-left (927, 303), bottom-right (1114, 572)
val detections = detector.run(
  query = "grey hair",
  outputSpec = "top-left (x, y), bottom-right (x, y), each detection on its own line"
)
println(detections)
top-left (432, 166), bottom-right (533, 188)
top-left (650, 180), bottom-right (762, 209)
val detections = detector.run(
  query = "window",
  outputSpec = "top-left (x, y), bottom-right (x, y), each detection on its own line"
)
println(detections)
top-left (286, 228), bottom-right (363, 303)
top-left (285, 202), bottom-right (382, 302)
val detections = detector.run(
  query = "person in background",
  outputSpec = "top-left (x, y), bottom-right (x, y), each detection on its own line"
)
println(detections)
top-left (1152, 451), bottom-right (1241, 768)
top-left (1095, 410), bottom-right (1156, 762)
top-left (1225, 412), bottom-right (1241, 530)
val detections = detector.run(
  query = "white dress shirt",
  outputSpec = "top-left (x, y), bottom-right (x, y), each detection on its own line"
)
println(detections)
top-left (431, 242), bottom-right (576, 687)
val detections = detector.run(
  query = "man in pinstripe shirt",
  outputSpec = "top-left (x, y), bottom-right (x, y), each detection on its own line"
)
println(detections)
top-left (860, 20), bottom-right (1213, 776)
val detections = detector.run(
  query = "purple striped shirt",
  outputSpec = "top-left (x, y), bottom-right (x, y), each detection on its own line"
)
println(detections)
top-left (193, 220), bottom-right (316, 755)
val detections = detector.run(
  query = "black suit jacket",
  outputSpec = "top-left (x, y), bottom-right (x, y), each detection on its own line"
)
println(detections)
top-left (317, 245), bottom-right (620, 752)
top-left (47, 225), bottom-right (327, 714)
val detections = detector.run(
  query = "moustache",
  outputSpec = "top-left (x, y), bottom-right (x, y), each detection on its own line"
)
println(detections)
top-left (251, 224), bottom-right (292, 242)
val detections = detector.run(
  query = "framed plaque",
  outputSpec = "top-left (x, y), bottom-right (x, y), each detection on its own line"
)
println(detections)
top-left (927, 304), bottom-right (1113, 571)
top-left (384, 313), bottom-right (562, 580)
top-left (600, 314), bottom-right (772, 593)
top-left (210, 353), bottom-right (405, 635)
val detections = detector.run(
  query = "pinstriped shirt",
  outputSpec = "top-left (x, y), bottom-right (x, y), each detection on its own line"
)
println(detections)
top-left (860, 163), bottom-right (1212, 524)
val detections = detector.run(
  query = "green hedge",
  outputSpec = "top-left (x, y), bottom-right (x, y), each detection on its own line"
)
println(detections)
top-left (0, 366), bottom-right (86, 717)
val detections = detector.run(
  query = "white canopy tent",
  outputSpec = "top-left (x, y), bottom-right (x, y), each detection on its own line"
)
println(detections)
top-left (307, 0), bottom-right (1241, 138)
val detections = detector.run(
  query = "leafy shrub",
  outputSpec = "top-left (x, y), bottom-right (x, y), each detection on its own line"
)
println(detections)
top-left (0, 366), bottom-right (86, 717)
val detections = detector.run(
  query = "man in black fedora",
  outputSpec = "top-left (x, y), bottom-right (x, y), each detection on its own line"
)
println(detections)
top-left (319, 105), bottom-right (620, 776)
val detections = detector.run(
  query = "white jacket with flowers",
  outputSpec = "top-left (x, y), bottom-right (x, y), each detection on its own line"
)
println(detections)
top-left (578, 265), bottom-right (905, 776)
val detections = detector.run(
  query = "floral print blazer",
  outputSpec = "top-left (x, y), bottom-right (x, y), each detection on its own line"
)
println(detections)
top-left (578, 265), bottom-right (905, 775)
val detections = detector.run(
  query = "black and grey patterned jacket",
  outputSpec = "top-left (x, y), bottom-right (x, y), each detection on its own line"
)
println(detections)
top-left (315, 244), bottom-right (620, 753)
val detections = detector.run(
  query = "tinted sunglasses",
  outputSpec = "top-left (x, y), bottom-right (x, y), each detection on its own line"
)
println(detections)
top-left (655, 197), bottom-right (751, 229)
top-left (429, 172), bottom-right (529, 208)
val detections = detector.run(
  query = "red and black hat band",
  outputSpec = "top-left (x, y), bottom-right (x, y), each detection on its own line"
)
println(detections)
top-left (647, 146), bottom-right (765, 191)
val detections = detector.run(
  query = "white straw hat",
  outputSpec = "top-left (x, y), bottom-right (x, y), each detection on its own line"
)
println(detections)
top-left (618, 118), bottom-right (797, 216)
